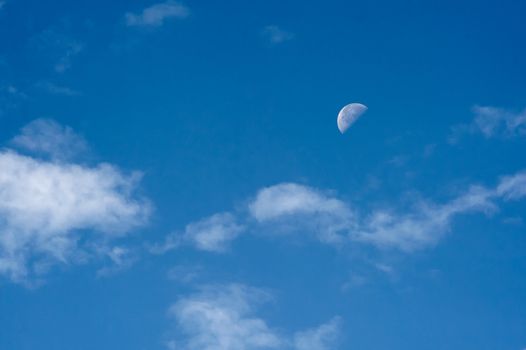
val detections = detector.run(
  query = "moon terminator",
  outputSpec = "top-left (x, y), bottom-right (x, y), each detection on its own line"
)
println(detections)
top-left (337, 103), bottom-right (368, 133)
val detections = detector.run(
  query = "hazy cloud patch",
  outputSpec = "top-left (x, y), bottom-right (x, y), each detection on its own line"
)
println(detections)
top-left (30, 28), bottom-right (83, 73)
top-left (11, 118), bottom-right (88, 160)
top-left (262, 25), bottom-right (294, 44)
top-left (126, 1), bottom-right (189, 27)
top-left (450, 105), bottom-right (526, 142)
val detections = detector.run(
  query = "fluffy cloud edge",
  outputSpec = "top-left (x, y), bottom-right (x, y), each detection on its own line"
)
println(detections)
top-left (167, 283), bottom-right (341, 350)
top-left (0, 120), bottom-right (151, 283)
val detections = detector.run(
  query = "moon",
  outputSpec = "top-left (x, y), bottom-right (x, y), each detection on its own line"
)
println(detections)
top-left (337, 103), bottom-right (368, 134)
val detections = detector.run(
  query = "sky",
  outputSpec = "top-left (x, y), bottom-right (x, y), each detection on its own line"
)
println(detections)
top-left (0, 0), bottom-right (525, 349)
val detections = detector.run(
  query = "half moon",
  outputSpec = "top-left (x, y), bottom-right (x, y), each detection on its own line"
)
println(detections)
top-left (337, 103), bottom-right (368, 134)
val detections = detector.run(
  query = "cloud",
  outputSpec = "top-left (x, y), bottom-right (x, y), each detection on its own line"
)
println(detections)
top-left (96, 246), bottom-right (138, 278)
top-left (293, 317), bottom-right (342, 350)
top-left (4, 85), bottom-right (27, 99)
top-left (254, 176), bottom-right (523, 252)
top-left (30, 28), bottom-right (83, 73)
top-left (167, 264), bottom-right (204, 284)
top-left (0, 121), bottom-right (150, 283)
top-left (35, 81), bottom-right (81, 96)
top-left (183, 213), bottom-right (244, 252)
top-left (167, 283), bottom-right (341, 350)
top-left (355, 185), bottom-right (497, 251)
top-left (449, 105), bottom-right (526, 142)
top-left (11, 118), bottom-right (88, 160)
top-left (0, 1), bottom-right (5, 10)
top-left (151, 212), bottom-right (244, 254)
top-left (262, 26), bottom-right (294, 44)
top-left (496, 170), bottom-right (526, 200)
top-left (0, 83), bottom-right (26, 117)
top-left (249, 183), bottom-right (354, 244)
top-left (158, 170), bottom-right (526, 255)
top-left (125, 1), bottom-right (189, 27)
top-left (168, 284), bottom-right (283, 350)
top-left (249, 183), bottom-right (348, 221)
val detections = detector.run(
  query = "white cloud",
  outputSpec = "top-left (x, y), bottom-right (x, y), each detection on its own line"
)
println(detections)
top-left (249, 174), bottom-right (526, 251)
top-left (183, 213), bottom-right (244, 252)
top-left (0, 121), bottom-right (150, 283)
top-left (496, 170), bottom-right (526, 200)
top-left (11, 118), bottom-right (87, 160)
top-left (249, 183), bottom-right (347, 221)
top-left (249, 183), bottom-right (354, 244)
top-left (262, 26), bottom-right (294, 44)
top-left (126, 1), bottom-right (189, 27)
top-left (450, 105), bottom-right (526, 142)
top-left (151, 212), bottom-right (244, 254)
top-left (158, 170), bottom-right (526, 256)
top-left (167, 283), bottom-right (341, 350)
top-left (293, 317), bottom-right (342, 350)
top-left (168, 284), bottom-right (283, 350)
top-left (355, 185), bottom-right (497, 251)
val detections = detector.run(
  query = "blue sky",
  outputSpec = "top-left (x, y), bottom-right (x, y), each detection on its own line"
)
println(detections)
top-left (1, 0), bottom-right (526, 349)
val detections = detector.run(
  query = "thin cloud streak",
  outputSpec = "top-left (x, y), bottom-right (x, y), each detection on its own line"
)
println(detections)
top-left (150, 212), bottom-right (244, 254)
top-left (35, 81), bottom-right (81, 96)
top-left (450, 105), bottom-right (526, 142)
top-left (125, 1), bottom-right (189, 27)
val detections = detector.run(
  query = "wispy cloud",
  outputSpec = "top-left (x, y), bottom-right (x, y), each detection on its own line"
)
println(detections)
top-left (151, 212), bottom-right (244, 254)
top-left (30, 28), bottom-right (84, 73)
top-left (183, 213), bottom-right (244, 252)
top-left (355, 185), bottom-right (497, 251)
top-left (0, 120), bottom-right (151, 283)
top-left (262, 25), bottom-right (295, 44)
top-left (96, 246), bottom-right (138, 278)
top-left (35, 81), bottom-right (81, 96)
top-left (125, 1), bottom-right (189, 27)
top-left (167, 283), bottom-right (341, 350)
top-left (4, 85), bottom-right (27, 99)
top-left (157, 170), bottom-right (526, 255)
top-left (293, 317), bottom-right (342, 350)
top-left (496, 171), bottom-right (526, 200)
top-left (11, 118), bottom-right (88, 160)
top-left (449, 105), bottom-right (526, 142)
top-left (167, 264), bottom-right (204, 284)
